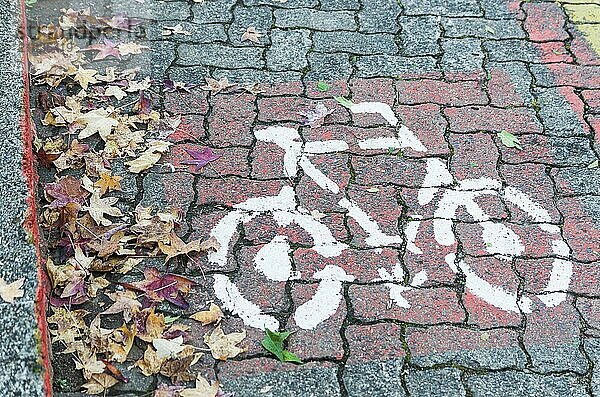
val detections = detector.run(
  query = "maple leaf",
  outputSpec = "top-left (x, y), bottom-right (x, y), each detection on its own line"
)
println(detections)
top-left (190, 303), bottom-right (223, 326)
top-left (136, 345), bottom-right (165, 376)
top-left (126, 76), bottom-right (152, 92)
top-left (44, 175), bottom-right (89, 209)
top-left (75, 108), bottom-right (119, 140)
top-left (300, 103), bottom-right (334, 128)
top-left (74, 67), bottom-right (98, 90)
top-left (163, 79), bottom-right (195, 93)
top-left (84, 192), bottom-right (123, 226)
top-left (104, 85), bottom-right (127, 100)
top-left (162, 24), bottom-right (192, 36)
top-left (179, 374), bottom-right (221, 397)
top-left (125, 140), bottom-right (172, 173)
top-left (153, 336), bottom-right (188, 359)
top-left (101, 290), bottom-right (142, 322)
top-left (241, 26), bottom-right (262, 43)
top-left (117, 42), bottom-right (149, 56)
top-left (181, 147), bottom-right (221, 172)
top-left (155, 384), bottom-right (184, 397)
top-left (84, 39), bottom-right (122, 61)
top-left (133, 308), bottom-right (166, 342)
top-left (94, 172), bottom-right (122, 195)
top-left (204, 325), bottom-right (246, 361)
top-left (0, 277), bottom-right (24, 303)
top-left (101, 12), bottom-right (144, 32)
top-left (36, 148), bottom-right (61, 168)
top-left (200, 77), bottom-right (235, 95)
top-left (124, 267), bottom-right (196, 308)
top-left (81, 373), bottom-right (119, 395)
top-left (159, 233), bottom-right (220, 262)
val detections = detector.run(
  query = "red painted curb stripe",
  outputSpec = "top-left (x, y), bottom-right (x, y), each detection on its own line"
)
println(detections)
top-left (18, 2), bottom-right (53, 395)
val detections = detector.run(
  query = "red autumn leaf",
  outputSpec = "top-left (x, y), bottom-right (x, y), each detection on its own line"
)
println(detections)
top-left (44, 175), bottom-right (89, 209)
top-left (36, 148), bottom-right (61, 168)
top-left (181, 148), bottom-right (221, 172)
top-left (122, 267), bottom-right (196, 309)
top-left (84, 39), bottom-right (121, 61)
top-left (100, 360), bottom-right (129, 383)
top-left (133, 90), bottom-right (152, 115)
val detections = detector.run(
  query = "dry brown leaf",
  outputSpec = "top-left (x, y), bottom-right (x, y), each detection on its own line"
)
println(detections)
top-left (190, 303), bottom-right (223, 326)
top-left (201, 77), bottom-right (235, 95)
top-left (75, 108), bottom-right (119, 140)
top-left (117, 42), bottom-right (149, 56)
top-left (81, 373), bottom-right (119, 395)
top-left (84, 192), bottom-right (123, 226)
top-left (73, 67), bottom-right (98, 90)
top-left (0, 277), bottom-right (26, 303)
top-left (101, 290), bottom-right (141, 322)
top-left (159, 233), bottom-right (220, 262)
top-left (179, 374), bottom-right (221, 397)
top-left (104, 85), bottom-right (127, 100)
top-left (136, 345), bottom-right (165, 376)
top-left (204, 325), bottom-right (246, 361)
top-left (94, 172), bottom-right (122, 195)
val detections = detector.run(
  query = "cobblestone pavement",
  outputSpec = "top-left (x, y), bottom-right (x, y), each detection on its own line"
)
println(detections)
top-left (27, 0), bottom-right (600, 396)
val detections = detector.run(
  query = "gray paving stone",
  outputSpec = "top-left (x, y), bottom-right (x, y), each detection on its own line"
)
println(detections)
top-left (526, 344), bottom-right (588, 374)
top-left (406, 368), bottom-right (466, 397)
top-left (178, 43), bottom-right (264, 68)
top-left (358, 0), bottom-right (401, 33)
top-left (480, 0), bottom-right (523, 19)
top-left (229, 5), bottom-right (273, 46)
top-left (484, 40), bottom-right (546, 63)
top-left (191, 0), bottom-right (236, 23)
top-left (579, 195), bottom-right (600, 229)
top-left (355, 55), bottom-right (439, 78)
top-left (466, 372), bottom-right (589, 397)
top-left (167, 65), bottom-right (210, 82)
top-left (487, 61), bottom-right (533, 106)
top-left (553, 168), bottom-right (600, 196)
top-left (442, 18), bottom-right (526, 39)
top-left (212, 68), bottom-right (302, 85)
top-left (530, 64), bottom-right (558, 87)
top-left (267, 29), bottom-right (312, 71)
top-left (320, 0), bottom-right (359, 10)
top-left (399, 16), bottom-right (441, 56)
top-left (220, 363), bottom-right (341, 397)
top-left (585, 338), bottom-right (600, 396)
top-left (243, 0), bottom-right (318, 8)
top-left (550, 137), bottom-right (597, 167)
top-left (313, 32), bottom-right (398, 55)
top-left (401, 0), bottom-right (482, 17)
top-left (136, 40), bottom-right (176, 79)
top-left (112, 0), bottom-right (190, 21)
top-left (535, 87), bottom-right (589, 136)
top-left (410, 346), bottom-right (527, 370)
top-left (442, 38), bottom-right (484, 78)
top-left (144, 22), bottom-right (228, 43)
top-left (275, 9), bottom-right (357, 31)
top-left (306, 52), bottom-right (352, 81)
top-left (343, 360), bottom-right (406, 397)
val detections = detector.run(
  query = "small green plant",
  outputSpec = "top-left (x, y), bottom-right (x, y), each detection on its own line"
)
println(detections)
top-left (54, 379), bottom-right (69, 391)
top-left (25, 0), bottom-right (37, 7)
top-left (261, 329), bottom-right (302, 364)
top-left (316, 81), bottom-right (330, 92)
top-left (334, 96), bottom-right (353, 109)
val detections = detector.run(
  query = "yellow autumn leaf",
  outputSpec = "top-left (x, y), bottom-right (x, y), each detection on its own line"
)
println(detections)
top-left (204, 325), bottom-right (246, 361)
top-left (190, 303), bottom-right (223, 326)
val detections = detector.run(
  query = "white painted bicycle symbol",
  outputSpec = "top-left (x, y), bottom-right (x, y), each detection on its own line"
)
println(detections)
top-left (207, 102), bottom-right (573, 331)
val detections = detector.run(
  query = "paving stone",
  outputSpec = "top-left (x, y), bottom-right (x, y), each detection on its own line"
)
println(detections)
top-left (141, 172), bottom-right (195, 232)
top-left (399, 16), bottom-right (441, 56)
top-left (583, 90), bottom-right (600, 113)
top-left (445, 106), bottom-right (542, 134)
top-left (343, 361), bottom-right (406, 397)
top-left (558, 196), bottom-right (600, 262)
top-left (267, 29), bottom-right (312, 71)
top-left (219, 359), bottom-right (340, 397)
top-left (577, 298), bottom-right (600, 334)
top-left (274, 8), bottom-right (357, 31)
top-left (569, 27), bottom-right (600, 66)
top-left (145, 22), bottom-right (228, 42)
top-left (243, 0), bottom-right (318, 7)
top-left (178, 43), bottom-right (264, 68)
top-left (487, 62), bottom-right (533, 107)
top-left (350, 285), bottom-right (465, 324)
top-left (191, 0), bottom-right (236, 23)
top-left (257, 97), bottom-right (349, 123)
top-left (355, 55), bottom-right (439, 78)
top-left (466, 372), bottom-right (589, 397)
top-left (480, 0), bottom-right (524, 19)
top-left (449, 133), bottom-right (499, 179)
top-left (441, 38), bottom-right (485, 80)
top-left (442, 17), bottom-right (526, 39)
top-left (401, 0), bottom-right (482, 17)
top-left (195, 178), bottom-right (286, 207)
top-left (396, 79), bottom-right (487, 106)
top-left (228, 5), bottom-right (273, 46)
top-left (524, 298), bottom-right (588, 374)
top-left (358, 0), bottom-right (401, 33)
top-left (305, 52), bottom-right (352, 81)
top-left (0, 360), bottom-right (44, 397)
top-left (407, 326), bottom-right (527, 369)
top-left (208, 93), bottom-right (256, 146)
top-left (352, 156), bottom-right (428, 187)
top-left (313, 32), bottom-right (398, 55)
top-left (164, 87), bottom-right (209, 114)
top-left (531, 63), bottom-right (600, 88)
top-left (319, 0), bottom-right (359, 10)
top-left (212, 69), bottom-right (303, 87)
top-left (405, 368), bottom-right (466, 397)
top-left (485, 40), bottom-right (571, 63)
top-left (535, 86), bottom-right (589, 136)
top-left (586, 338), bottom-right (600, 395)
top-left (553, 167), bottom-right (600, 196)
top-left (111, 0), bottom-right (190, 21)
top-left (523, 2), bottom-right (570, 42)
top-left (167, 65), bottom-right (210, 83)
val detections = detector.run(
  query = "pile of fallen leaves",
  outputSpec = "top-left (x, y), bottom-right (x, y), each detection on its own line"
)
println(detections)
top-left (30, 9), bottom-right (245, 396)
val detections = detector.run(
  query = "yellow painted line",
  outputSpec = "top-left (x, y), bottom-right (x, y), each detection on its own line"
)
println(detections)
top-left (556, 1), bottom-right (600, 55)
